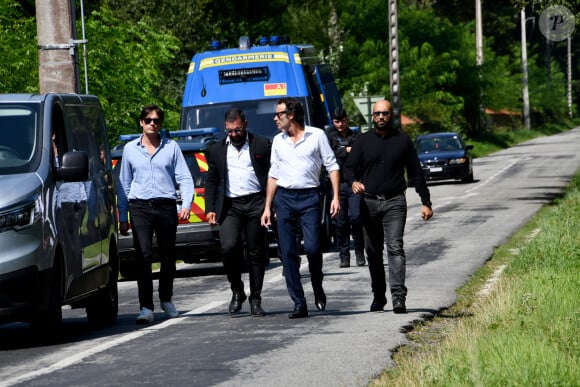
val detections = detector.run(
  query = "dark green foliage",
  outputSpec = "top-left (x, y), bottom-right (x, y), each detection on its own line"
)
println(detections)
top-left (1, 0), bottom-right (578, 143)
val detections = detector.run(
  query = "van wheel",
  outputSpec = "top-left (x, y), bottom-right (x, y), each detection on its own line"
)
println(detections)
top-left (87, 265), bottom-right (119, 326)
top-left (30, 262), bottom-right (63, 339)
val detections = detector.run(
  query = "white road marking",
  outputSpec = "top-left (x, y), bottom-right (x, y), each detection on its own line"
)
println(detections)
top-left (1, 268), bottom-right (295, 387)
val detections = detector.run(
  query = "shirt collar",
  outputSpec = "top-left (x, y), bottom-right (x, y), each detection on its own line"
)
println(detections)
top-left (225, 134), bottom-right (249, 146)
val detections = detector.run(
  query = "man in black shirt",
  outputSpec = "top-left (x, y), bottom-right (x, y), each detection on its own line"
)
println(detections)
top-left (343, 99), bottom-right (433, 314)
top-left (326, 108), bottom-right (365, 268)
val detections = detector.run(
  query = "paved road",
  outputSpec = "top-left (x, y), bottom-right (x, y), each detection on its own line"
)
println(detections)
top-left (1, 128), bottom-right (579, 386)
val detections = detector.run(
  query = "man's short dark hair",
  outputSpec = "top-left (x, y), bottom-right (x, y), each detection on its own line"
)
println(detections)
top-left (140, 104), bottom-right (164, 123)
top-left (278, 97), bottom-right (305, 126)
top-left (332, 107), bottom-right (347, 120)
top-left (224, 108), bottom-right (246, 123)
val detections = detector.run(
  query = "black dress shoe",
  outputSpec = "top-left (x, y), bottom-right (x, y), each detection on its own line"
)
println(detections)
top-left (314, 289), bottom-right (326, 311)
top-left (339, 258), bottom-right (350, 268)
top-left (229, 291), bottom-right (247, 314)
top-left (355, 251), bottom-right (366, 266)
top-left (370, 298), bottom-right (387, 312)
top-left (288, 305), bottom-right (308, 319)
top-left (250, 299), bottom-right (266, 317)
top-left (393, 299), bottom-right (407, 314)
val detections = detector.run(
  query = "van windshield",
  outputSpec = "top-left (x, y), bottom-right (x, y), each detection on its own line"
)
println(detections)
top-left (180, 98), bottom-right (309, 141)
top-left (0, 104), bottom-right (39, 174)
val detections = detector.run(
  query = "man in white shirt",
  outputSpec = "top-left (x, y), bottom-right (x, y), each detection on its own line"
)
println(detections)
top-left (261, 97), bottom-right (340, 319)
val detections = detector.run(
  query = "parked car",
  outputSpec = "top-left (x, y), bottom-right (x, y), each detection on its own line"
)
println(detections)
top-left (0, 93), bottom-right (118, 334)
top-left (414, 132), bottom-right (474, 183)
top-left (112, 128), bottom-right (221, 278)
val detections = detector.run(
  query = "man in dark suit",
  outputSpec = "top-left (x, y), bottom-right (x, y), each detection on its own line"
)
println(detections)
top-left (205, 108), bottom-right (272, 316)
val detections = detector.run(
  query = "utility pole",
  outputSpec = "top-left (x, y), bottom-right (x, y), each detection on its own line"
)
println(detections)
top-left (567, 36), bottom-right (572, 118)
top-left (520, 8), bottom-right (531, 129)
top-left (388, 0), bottom-right (401, 130)
top-left (36, 0), bottom-right (80, 93)
top-left (475, 0), bottom-right (483, 67)
top-left (475, 0), bottom-right (484, 132)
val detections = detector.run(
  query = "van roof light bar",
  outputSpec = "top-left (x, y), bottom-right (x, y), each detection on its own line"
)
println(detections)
top-left (239, 36), bottom-right (251, 49)
top-left (169, 128), bottom-right (219, 138)
top-left (269, 35), bottom-right (289, 45)
top-left (118, 127), bottom-right (218, 143)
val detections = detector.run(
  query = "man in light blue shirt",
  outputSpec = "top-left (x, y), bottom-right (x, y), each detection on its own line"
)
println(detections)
top-left (261, 97), bottom-right (340, 319)
top-left (117, 105), bottom-right (194, 324)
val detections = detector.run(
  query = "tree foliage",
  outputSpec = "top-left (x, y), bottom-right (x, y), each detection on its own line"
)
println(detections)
top-left (1, 0), bottom-right (577, 142)
top-left (0, 0), bottom-right (38, 93)
top-left (81, 7), bottom-right (180, 141)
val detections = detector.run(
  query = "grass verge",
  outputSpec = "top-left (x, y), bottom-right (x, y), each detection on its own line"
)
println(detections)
top-left (373, 171), bottom-right (579, 386)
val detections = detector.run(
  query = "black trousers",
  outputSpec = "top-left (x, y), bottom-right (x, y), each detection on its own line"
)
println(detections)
top-left (219, 193), bottom-right (267, 301)
top-left (334, 182), bottom-right (364, 259)
top-left (129, 199), bottom-right (178, 311)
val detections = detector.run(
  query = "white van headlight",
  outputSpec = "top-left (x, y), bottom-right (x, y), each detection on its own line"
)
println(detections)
top-left (0, 201), bottom-right (37, 230)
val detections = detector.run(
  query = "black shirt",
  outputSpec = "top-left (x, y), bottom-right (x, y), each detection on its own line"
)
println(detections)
top-left (343, 129), bottom-right (431, 206)
top-left (326, 127), bottom-right (359, 179)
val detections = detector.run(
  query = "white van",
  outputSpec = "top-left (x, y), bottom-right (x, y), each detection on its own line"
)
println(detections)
top-left (0, 93), bottom-right (118, 334)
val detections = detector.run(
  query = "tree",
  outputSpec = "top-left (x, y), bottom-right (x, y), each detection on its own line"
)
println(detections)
top-left (81, 7), bottom-right (180, 141)
top-left (0, 0), bottom-right (38, 93)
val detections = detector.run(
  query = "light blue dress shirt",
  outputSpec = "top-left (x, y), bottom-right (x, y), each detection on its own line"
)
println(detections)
top-left (269, 125), bottom-right (339, 189)
top-left (117, 136), bottom-right (194, 223)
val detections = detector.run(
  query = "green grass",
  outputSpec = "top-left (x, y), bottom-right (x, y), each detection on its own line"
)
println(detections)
top-left (372, 167), bottom-right (580, 385)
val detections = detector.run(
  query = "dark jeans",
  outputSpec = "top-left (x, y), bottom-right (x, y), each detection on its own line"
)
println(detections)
top-left (219, 193), bottom-right (267, 302)
top-left (274, 187), bottom-right (323, 308)
top-left (129, 199), bottom-right (178, 311)
top-left (361, 193), bottom-right (408, 301)
top-left (334, 182), bottom-right (364, 259)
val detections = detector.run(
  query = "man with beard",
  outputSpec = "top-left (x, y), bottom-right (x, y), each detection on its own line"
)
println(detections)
top-left (343, 99), bottom-right (433, 314)
top-left (205, 108), bottom-right (272, 316)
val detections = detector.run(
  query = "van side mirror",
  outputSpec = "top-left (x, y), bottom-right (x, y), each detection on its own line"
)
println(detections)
top-left (58, 151), bottom-right (89, 181)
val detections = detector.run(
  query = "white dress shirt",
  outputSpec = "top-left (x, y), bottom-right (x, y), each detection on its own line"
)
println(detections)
top-left (226, 137), bottom-right (261, 197)
top-left (269, 125), bottom-right (339, 189)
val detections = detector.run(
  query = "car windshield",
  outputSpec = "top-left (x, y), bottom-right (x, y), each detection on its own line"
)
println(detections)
top-left (180, 98), bottom-right (309, 140)
top-left (416, 135), bottom-right (463, 153)
top-left (0, 104), bottom-right (40, 174)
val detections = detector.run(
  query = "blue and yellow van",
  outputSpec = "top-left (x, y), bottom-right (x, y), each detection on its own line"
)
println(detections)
top-left (179, 36), bottom-right (344, 248)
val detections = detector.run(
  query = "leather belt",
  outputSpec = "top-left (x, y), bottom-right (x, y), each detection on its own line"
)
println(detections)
top-left (228, 192), bottom-right (263, 201)
top-left (129, 198), bottom-right (176, 206)
top-left (363, 192), bottom-right (402, 201)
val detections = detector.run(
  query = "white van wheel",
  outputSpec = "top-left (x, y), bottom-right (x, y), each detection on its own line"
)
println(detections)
top-left (86, 262), bottom-right (119, 326)
top-left (30, 259), bottom-right (64, 339)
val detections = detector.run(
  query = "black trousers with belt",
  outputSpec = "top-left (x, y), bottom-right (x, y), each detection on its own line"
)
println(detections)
top-left (219, 192), bottom-right (267, 301)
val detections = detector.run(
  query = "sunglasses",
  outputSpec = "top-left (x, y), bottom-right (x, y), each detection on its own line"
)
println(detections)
top-left (143, 118), bottom-right (161, 125)
top-left (225, 127), bottom-right (244, 135)
top-left (372, 111), bottom-right (391, 117)
top-left (274, 111), bottom-right (288, 119)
